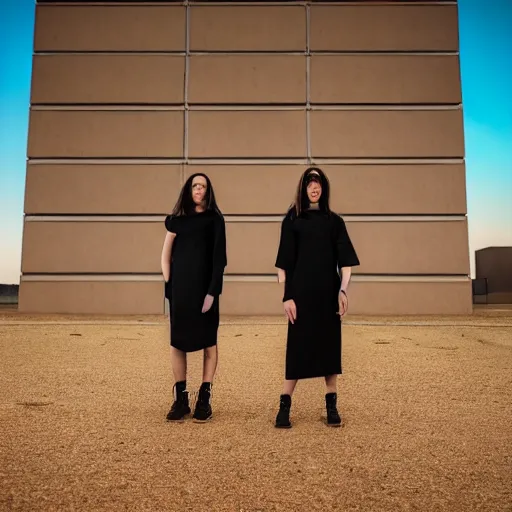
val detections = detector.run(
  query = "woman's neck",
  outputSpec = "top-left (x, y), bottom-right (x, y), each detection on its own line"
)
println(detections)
top-left (308, 203), bottom-right (320, 210)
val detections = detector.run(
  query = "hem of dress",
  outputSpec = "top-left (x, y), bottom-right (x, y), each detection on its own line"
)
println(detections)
top-left (285, 370), bottom-right (343, 380)
top-left (170, 341), bottom-right (217, 353)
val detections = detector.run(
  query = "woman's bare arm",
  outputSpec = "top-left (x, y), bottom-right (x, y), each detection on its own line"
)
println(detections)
top-left (340, 266), bottom-right (352, 293)
top-left (161, 232), bottom-right (176, 282)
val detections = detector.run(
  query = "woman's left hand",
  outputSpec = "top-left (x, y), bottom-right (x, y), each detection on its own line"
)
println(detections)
top-left (202, 294), bottom-right (214, 313)
top-left (338, 291), bottom-right (348, 317)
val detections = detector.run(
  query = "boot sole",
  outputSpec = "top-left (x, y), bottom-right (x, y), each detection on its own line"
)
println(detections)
top-left (166, 410), bottom-right (191, 423)
top-left (275, 425), bottom-right (292, 429)
top-left (325, 419), bottom-right (343, 428)
top-left (166, 415), bottom-right (190, 423)
top-left (192, 415), bottom-right (212, 423)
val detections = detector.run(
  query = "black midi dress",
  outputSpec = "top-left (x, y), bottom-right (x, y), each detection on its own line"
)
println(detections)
top-left (164, 210), bottom-right (227, 353)
top-left (275, 209), bottom-right (360, 380)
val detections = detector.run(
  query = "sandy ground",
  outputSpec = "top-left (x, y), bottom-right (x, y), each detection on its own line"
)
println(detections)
top-left (1, 307), bottom-right (511, 511)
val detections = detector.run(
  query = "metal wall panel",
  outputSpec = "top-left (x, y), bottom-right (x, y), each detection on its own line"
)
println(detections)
top-left (188, 111), bottom-right (307, 158)
top-left (184, 164), bottom-right (467, 215)
top-left (24, 164), bottom-right (182, 214)
top-left (189, 6), bottom-right (306, 51)
top-left (310, 55), bottom-right (461, 105)
top-left (21, 222), bottom-right (165, 274)
top-left (310, 110), bottom-right (464, 158)
top-left (31, 55), bottom-right (185, 105)
top-left (28, 110), bottom-right (184, 158)
top-left (34, 5), bottom-right (186, 51)
top-left (24, 163), bottom-right (466, 216)
top-left (21, 220), bottom-right (469, 276)
top-left (224, 220), bottom-right (470, 275)
top-left (18, 278), bottom-right (472, 316)
top-left (310, 5), bottom-right (459, 51)
top-left (18, 281), bottom-right (165, 315)
top-left (221, 280), bottom-right (472, 316)
top-left (188, 56), bottom-right (306, 105)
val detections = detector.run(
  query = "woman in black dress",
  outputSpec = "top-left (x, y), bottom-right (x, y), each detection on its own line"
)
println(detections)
top-left (160, 173), bottom-right (227, 423)
top-left (274, 167), bottom-right (360, 428)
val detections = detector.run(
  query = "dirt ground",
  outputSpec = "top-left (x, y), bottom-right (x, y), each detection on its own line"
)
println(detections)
top-left (1, 307), bottom-right (511, 511)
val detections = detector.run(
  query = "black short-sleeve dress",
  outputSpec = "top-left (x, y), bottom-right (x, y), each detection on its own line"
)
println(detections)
top-left (275, 209), bottom-right (360, 380)
top-left (164, 210), bottom-right (227, 353)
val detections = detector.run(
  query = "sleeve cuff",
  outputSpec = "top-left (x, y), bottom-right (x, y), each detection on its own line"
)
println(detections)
top-left (282, 289), bottom-right (293, 302)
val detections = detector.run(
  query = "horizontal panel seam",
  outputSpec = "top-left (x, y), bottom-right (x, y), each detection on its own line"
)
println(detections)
top-left (24, 215), bottom-right (468, 222)
top-left (20, 274), bottom-right (470, 282)
top-left (29, 105), bottom-right (463, 110)
top-left (27, 158), bottom-right (465, 164)
top-left (35, 2), bottom-right (459, 7)
top-left (32, 51), bottom-right (460, 56)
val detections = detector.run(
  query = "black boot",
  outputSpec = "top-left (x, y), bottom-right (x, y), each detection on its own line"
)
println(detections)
top-left (166, 380), bottom-right (190, 422)
top-left (325, 392), bottom-right (342, 427)
top-left (193, 382), bottom-right (213, 423)
top-left (275, 394), bottom-right (292, 429)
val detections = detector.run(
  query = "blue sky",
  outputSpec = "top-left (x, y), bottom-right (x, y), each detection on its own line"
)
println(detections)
top-left (1, 0), bottom-right (511, 284)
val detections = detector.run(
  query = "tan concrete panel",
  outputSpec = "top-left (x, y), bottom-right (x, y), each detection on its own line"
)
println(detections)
top-left (18, 281), bottom-right (164, 315)
top-left (31, 55), bottom-right (185, 105)
top-left (349, 280), bottom-right (472, 315)
top-left (28, 110), bottom-right (184, 158)
top-left (24, 164), bottom-right (182, 215)
top-left (324, 164), bottom-right (467, 215)
top-left (21, 222), bottom-right (165, 274)
top-left (186, 164), bottom-right (467, 215)
top-left (311, 55), bottom-right (461, 104)
top-left (225, 222), bottom-right (281, 275)
top-left (310, 5), bottom-right (459, 51)
top-left (224, 220), bottom-right (470, 276)
top-left (310, 110), bottom-right (464, 158)
top-left (34, 5), bottom-right (185, 51)
top-left (20, 218), bottom-right (469, 278)
top-left (221, 280), bottom-right (472, 315)
top-left (188, 56), bottom-right (306, 104)
top-left (188, 111), bottom-right (306, 158)
top-left (347, 220), bottom-right (470, 275)
top-left (18, 279), bottom-right (472, 315)
top-left (221, 282), bottom-right (283, 316)
top-left (190, 6), bottom-right (306, 51)
top-left (185, 165), bottom-right (302, 215)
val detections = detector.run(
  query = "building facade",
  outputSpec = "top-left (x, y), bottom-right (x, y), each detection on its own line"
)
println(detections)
top-left (475, 247), bottom-right (512, 304)
top-left (19, 0), bottom-right (472, 315)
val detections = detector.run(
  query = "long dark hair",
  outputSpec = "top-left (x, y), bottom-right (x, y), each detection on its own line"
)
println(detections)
top-left (289, 166), bottom-right (332, 218)
top-left (171, 172), bottom-right (221, 216)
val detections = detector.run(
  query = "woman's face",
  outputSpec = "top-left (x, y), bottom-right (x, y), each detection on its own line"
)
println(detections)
top-left (191, 175), bottom-right (207, 206)
top-left (306, 173), bottom-right (322, 204)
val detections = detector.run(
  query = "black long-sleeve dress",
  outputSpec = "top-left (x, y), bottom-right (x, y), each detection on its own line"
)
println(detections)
top-left (164, 210), bottom-right (227, 353)
top-left (275, 209), bottom-right (360, 380)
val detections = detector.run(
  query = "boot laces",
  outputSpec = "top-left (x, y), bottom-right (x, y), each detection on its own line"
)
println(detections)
top-left (190, 384), bottom-right (213, 411)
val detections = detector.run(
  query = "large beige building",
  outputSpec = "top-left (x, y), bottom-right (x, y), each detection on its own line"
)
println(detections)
top-left (19, 0), bottom-right (472, 315)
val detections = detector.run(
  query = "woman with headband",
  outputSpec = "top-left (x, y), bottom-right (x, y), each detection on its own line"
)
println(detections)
top-left (274, 167), bottom-right (360, 428)
top-left (161, 173), bottom-right (227, 423)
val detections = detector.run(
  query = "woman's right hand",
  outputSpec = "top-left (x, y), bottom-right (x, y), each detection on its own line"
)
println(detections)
top-left (283, 299), bottom-right (297, 324)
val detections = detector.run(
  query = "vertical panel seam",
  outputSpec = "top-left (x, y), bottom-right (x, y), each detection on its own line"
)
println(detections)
top-left (183, 0), bottom-right (190, 171)
top-left (306, 2), bottom-right (311, 165)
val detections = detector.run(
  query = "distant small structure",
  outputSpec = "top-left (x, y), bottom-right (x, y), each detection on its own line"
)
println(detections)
top-left (0, 284), bottom-right (19, 305)
top-left (473, 247), bottom-right (512, 304)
